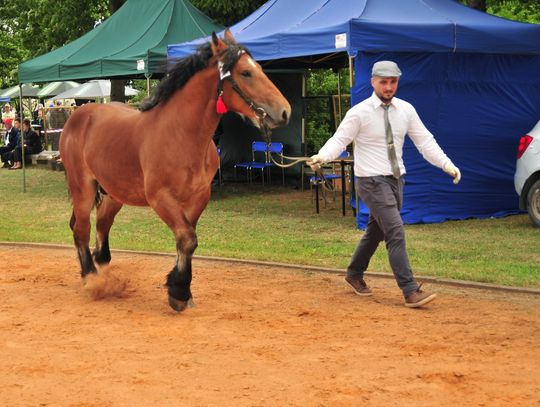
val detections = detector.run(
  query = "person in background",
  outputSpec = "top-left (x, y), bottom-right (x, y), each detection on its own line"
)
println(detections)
top-left (8, 119), bottom-right (43, 170)
top-left (32, 104), bottom-right (45, 136)
top-left (46, 100), bottom-right (69, 130)
top-left (308, 61), bottom-right (461, 308)
top-left (1, 103), bottom-right (16, 127)
top-left (0, 119), bottom-right (20, 168)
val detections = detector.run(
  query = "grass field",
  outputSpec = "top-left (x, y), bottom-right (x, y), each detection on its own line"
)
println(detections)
top-left (1, 166), bottom-right (539, 288)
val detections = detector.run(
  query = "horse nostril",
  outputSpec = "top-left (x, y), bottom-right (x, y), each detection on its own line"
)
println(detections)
top-left (281, 108), bottom-right (290, 125)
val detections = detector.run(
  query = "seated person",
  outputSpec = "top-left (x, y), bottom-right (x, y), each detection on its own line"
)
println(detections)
top-left (0, 119), bottom-right (21, 168)
top-left (7, 119), bottom-right (43, 170)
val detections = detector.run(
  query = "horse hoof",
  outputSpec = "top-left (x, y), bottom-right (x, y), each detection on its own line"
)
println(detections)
top-left (168, 296), bottom-right (195, 312)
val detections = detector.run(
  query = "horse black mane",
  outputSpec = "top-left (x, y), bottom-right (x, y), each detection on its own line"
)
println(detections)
top-left (139, 40), bottom-right (250, 112)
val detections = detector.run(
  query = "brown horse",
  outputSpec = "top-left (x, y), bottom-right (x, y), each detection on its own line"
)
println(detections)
top-left (60, 30), bottom-right (291, 312)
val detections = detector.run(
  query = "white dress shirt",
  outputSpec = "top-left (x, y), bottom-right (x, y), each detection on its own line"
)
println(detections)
top-left (318, 92), bottom-right (453, 177)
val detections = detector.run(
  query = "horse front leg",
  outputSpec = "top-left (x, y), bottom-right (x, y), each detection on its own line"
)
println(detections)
top-left (166, 227), bottom-right (198, 312)
top-left (151, 197), bottom-right (200, 312)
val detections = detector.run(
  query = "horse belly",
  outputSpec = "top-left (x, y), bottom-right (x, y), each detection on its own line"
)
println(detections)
top-left (95, 172), bottom-right (148, 206)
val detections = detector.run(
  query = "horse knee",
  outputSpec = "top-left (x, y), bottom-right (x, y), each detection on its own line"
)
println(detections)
top-left (176, 233), bottom-right (198, 255)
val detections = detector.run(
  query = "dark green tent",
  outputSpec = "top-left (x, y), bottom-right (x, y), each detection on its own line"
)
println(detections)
top-left (18, 0), bottom-right (223, 83)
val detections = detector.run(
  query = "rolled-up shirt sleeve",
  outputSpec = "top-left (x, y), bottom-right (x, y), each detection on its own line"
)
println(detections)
top-left (318, 109), bottom-right (359, 163)
top-left (407, 107), bottom-right (452, 169)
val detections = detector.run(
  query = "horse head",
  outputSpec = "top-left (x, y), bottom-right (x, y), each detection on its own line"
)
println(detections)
top-left (211, 29), bottom-right (291, 129)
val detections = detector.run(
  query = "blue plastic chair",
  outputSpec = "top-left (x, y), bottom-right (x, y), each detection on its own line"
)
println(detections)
top-left (234, 141), bottom-right (284, 185)
top-left (249, 142), bottom-right (284, 185)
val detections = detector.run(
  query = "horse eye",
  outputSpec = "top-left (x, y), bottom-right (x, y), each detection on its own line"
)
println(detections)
top-left (241, 70), bottom-right (252, 78)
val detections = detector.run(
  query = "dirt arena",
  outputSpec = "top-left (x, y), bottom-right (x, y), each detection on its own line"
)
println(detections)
top-left (0, 245), bottom-right (538, 407)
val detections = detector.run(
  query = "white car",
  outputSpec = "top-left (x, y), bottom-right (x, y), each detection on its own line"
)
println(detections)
top-left (515, 120), bottom-right (540, 227)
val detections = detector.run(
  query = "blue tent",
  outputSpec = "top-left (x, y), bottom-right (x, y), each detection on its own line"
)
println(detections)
top-left (168, 0), bottom-right (540, 60)
top-left (168, 0), bottom-right (540, 227)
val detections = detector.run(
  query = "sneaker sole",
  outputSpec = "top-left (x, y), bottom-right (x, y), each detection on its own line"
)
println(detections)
top-left (345, 279), bottom-right (373, 297)
top-left (405, 293), bottom-right (437, 308)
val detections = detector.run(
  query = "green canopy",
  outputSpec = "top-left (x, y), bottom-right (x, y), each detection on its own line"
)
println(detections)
top-left (18, 0), bottom-right (223, 83)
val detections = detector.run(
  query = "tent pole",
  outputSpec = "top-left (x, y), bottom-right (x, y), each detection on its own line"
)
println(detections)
top-left (19, 83), bottom-right (26, 193)
top-left (348, 56), bottom-right (354, 88)
top-left (145, 73), bottom-right (152, 96)
top-left (348, 55), bottom-right (358, 218)
top-left (301, 71), bottom-right (307, 191)
top-left (337, 70), bottom-right (342, 125)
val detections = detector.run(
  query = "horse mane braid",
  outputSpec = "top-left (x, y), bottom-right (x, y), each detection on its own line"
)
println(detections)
top-left (139, 40), bottom-right (249, 112)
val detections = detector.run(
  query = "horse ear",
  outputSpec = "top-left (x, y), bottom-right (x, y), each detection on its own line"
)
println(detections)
top-left (211, 32), bottom-right (219, 47)
top-left (211, 31), bottom-right (226, 56)
top-left (224, 28), bottom-right (236, 44)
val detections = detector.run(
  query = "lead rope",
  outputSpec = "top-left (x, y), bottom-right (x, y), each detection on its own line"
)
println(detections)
top-left (257, 114), bottom-right (334, 191)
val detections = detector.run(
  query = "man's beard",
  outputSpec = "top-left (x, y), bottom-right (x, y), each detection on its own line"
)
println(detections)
top-left (377, 92), bottom-right (395, 104)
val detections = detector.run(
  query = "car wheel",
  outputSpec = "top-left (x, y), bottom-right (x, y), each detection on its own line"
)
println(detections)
top-left (527, 179), bottom-right (540, 227)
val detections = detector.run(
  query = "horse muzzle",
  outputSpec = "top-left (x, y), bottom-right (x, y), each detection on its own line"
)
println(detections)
top-left (262, 105), bottom-right (291, 128)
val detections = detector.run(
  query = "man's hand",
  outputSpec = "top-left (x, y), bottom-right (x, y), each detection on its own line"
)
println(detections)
top-left (307, 154), bottom-right (325, 171)
top-left (443, 162), bottom-right (461, 184)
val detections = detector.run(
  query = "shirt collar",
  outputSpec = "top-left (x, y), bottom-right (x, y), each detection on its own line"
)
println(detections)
top-left (369, 92), bottom-right (397, 110)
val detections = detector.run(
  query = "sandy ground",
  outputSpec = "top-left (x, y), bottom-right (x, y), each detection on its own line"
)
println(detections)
top-left (0, 245), bottom-right (538, 407)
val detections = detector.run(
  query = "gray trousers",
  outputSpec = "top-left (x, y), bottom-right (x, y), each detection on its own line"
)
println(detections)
top-left (347, 176), bottom-right (418, 297)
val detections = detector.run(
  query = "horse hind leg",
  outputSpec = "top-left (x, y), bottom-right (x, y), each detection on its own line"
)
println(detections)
top-left (69, 179), bottom-right (99, 278)
top-left (93, 194), bottom-right (123, 265)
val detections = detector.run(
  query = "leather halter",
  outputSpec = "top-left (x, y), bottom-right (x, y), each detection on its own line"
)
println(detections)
top-left (216, 49), bottom-right (267, 121)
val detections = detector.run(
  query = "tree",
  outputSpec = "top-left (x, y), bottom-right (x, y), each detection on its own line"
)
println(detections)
top-left (0, 0), bottom-right (110, 87)
top-left (467, 0), bottom-right (487, 12)
top-left (460, 0), bottom-right (540, 23)
top-left (108, 0), bottom-right (127, 102)
top-left (191, 0), bottom-right (266, 26)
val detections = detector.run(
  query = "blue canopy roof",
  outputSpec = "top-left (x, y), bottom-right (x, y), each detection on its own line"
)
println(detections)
top-left (168, 0), bottom-right (540, 64)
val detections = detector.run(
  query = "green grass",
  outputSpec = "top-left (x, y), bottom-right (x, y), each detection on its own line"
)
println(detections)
top-left (1, 167), bottom-right (539, 288)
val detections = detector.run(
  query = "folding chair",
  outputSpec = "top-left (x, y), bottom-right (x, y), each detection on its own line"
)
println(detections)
top-left (250, 142), bottom-right (285, 185)
top-left (234, 141), bottom-right (267, 183)
top-left (309, 150), bottom-right (350, 213)
top-left (234, 141), bottom-right (285, 185)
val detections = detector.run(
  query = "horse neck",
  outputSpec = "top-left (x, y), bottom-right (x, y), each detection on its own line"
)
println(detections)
top-left (159, 67), bottom-right (221, 146)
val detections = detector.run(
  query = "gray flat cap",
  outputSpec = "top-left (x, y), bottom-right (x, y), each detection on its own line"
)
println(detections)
top-left (372, 61), bottom-right (402, 77)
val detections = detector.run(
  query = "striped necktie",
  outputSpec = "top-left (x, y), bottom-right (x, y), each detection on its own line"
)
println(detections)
top-left (383, 104), bottom-right (401, 179)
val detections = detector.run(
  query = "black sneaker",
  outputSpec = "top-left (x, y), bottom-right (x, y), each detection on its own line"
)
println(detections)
top-left (345, 276), bottom-right (373, 296)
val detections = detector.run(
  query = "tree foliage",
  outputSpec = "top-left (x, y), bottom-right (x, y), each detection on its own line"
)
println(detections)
top-left (305, 69), bottom-right (350, 154)
top-left (461, 0), bottom-right (540, 23)
top-left (0, 0), bottom-right (110, 87)
top-left (191, 0), bottom-right (266, 27)
top-left (487, 0), bottom-right (540, 24)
